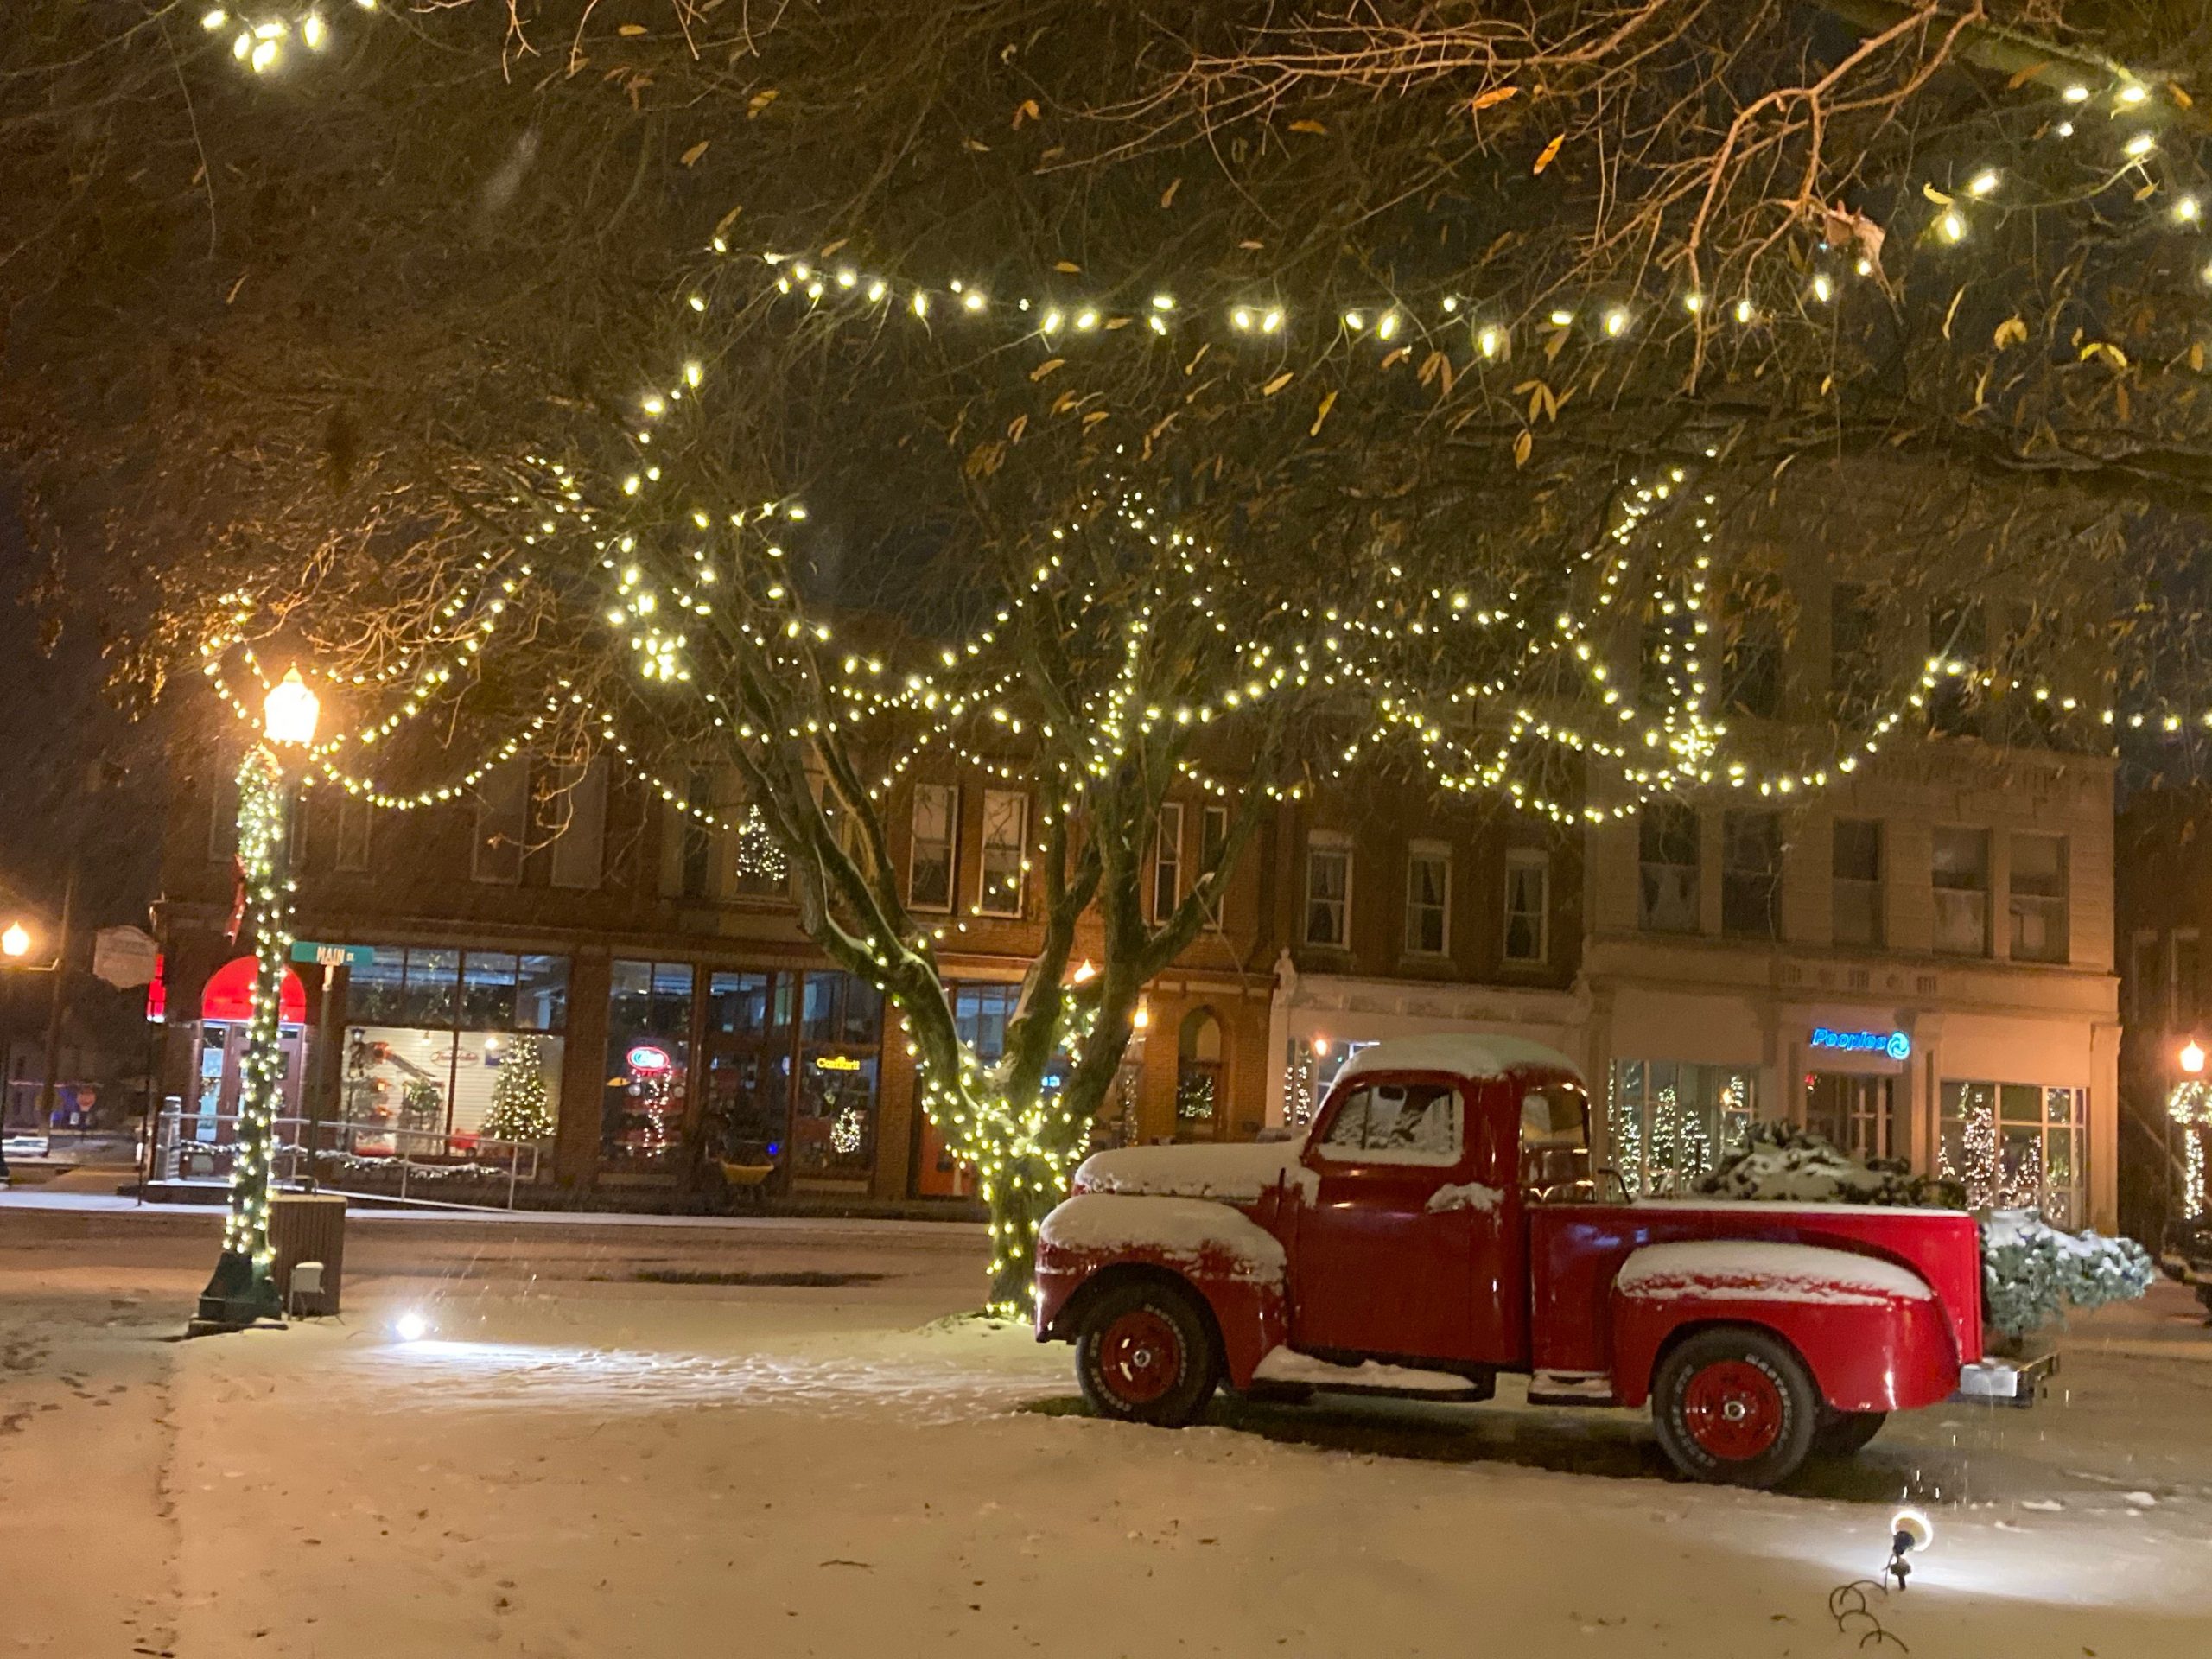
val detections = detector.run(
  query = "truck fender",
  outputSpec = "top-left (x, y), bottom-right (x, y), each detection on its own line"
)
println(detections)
top-left (1605, 1241), bottom-right (1961, 1414)
top-left (1047, 1261), bottom-right (1288, 1389)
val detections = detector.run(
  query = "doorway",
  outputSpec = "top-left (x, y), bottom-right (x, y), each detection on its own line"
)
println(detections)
top-left (1804, 1072), bottom-right (1899, 1162)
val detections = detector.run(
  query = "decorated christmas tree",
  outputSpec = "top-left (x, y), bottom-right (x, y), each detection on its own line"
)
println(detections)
top-left (482, 1037), bottom-right (556, 1143)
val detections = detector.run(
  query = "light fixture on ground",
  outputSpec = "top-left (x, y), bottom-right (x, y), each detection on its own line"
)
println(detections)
top-left (194, 666), bottom-right (320, 1333)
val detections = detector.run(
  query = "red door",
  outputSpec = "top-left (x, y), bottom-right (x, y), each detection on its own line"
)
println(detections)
top-left (1290, 1071), bottom-right (1492, 1364)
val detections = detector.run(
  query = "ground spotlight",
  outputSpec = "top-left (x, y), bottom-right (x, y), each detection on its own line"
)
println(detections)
top-left (394, 1310), bottom-right (429, 1343)
top-left (1885, 1506), bottom-right (1934, 1588)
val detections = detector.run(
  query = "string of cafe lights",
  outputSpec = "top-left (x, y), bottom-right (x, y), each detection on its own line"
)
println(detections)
top-left (200, 2), bottom-right (377, 76)
top-left (693, 70), bottom-right (2205, 375)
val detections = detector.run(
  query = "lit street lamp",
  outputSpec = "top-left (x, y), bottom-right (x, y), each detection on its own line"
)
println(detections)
top-left (2180, 1039), bottom-right (2205, 1077)
top-left (2, 923), bottom-right (30, 960)
top-left (194, 666), bottom-right (319, 1332)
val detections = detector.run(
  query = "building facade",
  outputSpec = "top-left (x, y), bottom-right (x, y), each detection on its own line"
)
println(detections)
top-left (154, 588), bottom-right (2124, 1228)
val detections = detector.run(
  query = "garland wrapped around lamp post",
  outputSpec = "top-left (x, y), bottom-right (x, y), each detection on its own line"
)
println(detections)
top-left (193, 667), bottom-right (320, 1332)
top-left (2170, 1077), bottom-right (2212, 1222)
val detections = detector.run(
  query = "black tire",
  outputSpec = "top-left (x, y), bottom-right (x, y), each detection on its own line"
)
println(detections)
top-left (1811, 1408), bottom-right (1888, 1459)
top-left (1074, 1279), bottom-right (1220, 1427)
top-left (1651, 1326), bottom-right (1820, 1489)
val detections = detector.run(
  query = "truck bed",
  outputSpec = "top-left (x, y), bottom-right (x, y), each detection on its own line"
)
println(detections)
top-left (1529, 1199), bottom-right (1983, 1377)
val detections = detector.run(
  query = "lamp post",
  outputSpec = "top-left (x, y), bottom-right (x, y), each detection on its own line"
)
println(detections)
top-left (194, 667), bottom-right (319, 1332)
top-left (0, 920), bottom-right (59, 1185)
top-left (2174, 1038), bottom-right (2211, 1224)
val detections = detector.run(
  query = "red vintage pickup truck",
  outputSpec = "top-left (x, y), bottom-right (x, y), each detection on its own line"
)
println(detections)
top-left (1036, 1034), bottom-right (2033, 1488)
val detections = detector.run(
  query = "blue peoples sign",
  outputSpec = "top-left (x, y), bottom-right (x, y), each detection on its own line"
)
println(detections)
top-left (1810, 1026), bottom-right (1911, 1062)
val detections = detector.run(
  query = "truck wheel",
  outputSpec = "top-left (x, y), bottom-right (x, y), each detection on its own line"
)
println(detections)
top-left (1651, 1327), bottom-right (1818, 1489)
top-left (1811, 1408), bottom-right (1887, 1459)
top-left (1075, 1280), bottom-right (1220, 1427)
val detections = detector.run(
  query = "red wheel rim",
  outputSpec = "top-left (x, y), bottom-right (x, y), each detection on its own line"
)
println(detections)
top-left (1680, 1359), bottom-right (1785, 1461)
top-left (1096, 1308), bottom-right (1183, 1406)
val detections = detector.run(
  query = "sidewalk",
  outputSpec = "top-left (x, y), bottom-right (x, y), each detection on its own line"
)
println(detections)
top-left (0, 1186), bottom-right (986, 1239)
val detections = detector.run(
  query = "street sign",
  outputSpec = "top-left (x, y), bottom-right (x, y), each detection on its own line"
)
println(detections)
top-left (289, 941), bottom-right (375, 969)
top-left (92, 925), bottom-right (160, 989)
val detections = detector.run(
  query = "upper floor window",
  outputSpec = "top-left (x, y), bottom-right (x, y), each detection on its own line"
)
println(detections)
top-left (1503, 849), bottom-right (1549, 963)
top-left (907, 784), bottom-right (957, 912)
top-left (977, 789), bottom-right (1027, 918)
top-left (1719, 579), bottom-right (1783, 721)
top-left (1404, 843), bottom-right (1450, 957)
top-left (1151, 802), bottom-right (1184, 925)
top-left (1832, 818), bottom-right (1883, 948)
top-left (1199, 804), bottom-right (1230, 929)
top-left (1931, 826), bottom-right (1990, 956)
top-left (1929, 600), bottom-right (1986, 738)
top-left (2175, 930), bottom-right (2203, 1029)
top-left (472, 759), bottom-right (527, 885)
top-left (334, 794), bottom-right (373, 873)
top-left (1305, 835), bottom-right (1351, 948)
top-left (679, 770), bottom-right (715, 900)
top-left (2008, 832), bottom-right (2069, 963)
top-left (2131, 929), bottom-right (2164, 1027)
top-left (546, 758), bottom-right (607, 892)
top-left (1721, 810), bottom-right (1782, 939)
top-left (1830, 583), bottom-right (1882, 710)
top-left (1638, 804), bottom-right (1700, 933)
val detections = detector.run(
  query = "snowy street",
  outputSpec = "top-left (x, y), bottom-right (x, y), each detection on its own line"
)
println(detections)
top-left (4, 1198), bottom-right (2210, 1657)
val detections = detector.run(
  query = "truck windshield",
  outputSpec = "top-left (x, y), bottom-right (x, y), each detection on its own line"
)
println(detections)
top-left (1521, 1087), bottom-right (1591, 1197)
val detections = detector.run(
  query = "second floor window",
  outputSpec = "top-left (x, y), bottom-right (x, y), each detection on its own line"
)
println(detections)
top-left (1638, 804), bottom-right (1700, 933)
top-left (1151, 802), bottom-right (1184, 924)
top-left (978, 789), bottom-right (1027, 917)
top-left (1830, 582), bottom-right (1882, 711)
top-left (1721, 811), bottom-right (1782, 939)
top-left (908, 784), bottom-right (957, 912)
top-left (2131, 930), bottom-right (2163, 1027)
top-left (545, 759), bottom-right (607, 892)
top-left (472, 759), bottom-right (527, 885)
top-left (2008, 832), bottom-right (2069, 963)
top-left (1503, 849), bottom-right (1549, 963)
top-left (2175, 930), bottom-right (2202, 1028)
top-left (1404, 844), bottom-right (1450, 956)
top-left (1199, 804), bottom-right (1230, 929)
top-left (1832, 818), bottom-right (1883, 948)
top-left (334, 794), bottom-right (373, 873)
top-left (1932, 826), bottom-right (1990, 956)
top-left (1305, 837), bottom-right (1351, 948)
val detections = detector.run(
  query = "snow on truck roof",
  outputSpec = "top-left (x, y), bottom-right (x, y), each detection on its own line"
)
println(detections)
top-left (1335, 1033), bottom-right (1581, 1085)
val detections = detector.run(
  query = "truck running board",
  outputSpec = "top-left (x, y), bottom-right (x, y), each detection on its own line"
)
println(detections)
top-left (1526, 1370), bottom-right (1618, 1408)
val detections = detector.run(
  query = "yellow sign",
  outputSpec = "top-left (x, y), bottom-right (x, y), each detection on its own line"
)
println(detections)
top-left (814, 1054), bottom-right (863, 1072)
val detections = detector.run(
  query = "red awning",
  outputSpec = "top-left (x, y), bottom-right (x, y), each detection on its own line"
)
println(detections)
top-left (200, 955), bottom-right (307, 1025)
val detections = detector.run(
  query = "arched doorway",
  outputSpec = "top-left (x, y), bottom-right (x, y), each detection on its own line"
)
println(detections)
top-left (189, 956), bottom-right (309, 1151)
top-left (1175, 1007), bottom-right (1224, 1142)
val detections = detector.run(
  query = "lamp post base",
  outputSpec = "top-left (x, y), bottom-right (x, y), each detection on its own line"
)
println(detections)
top-left (193, 1249), bottom-right (285, 1332)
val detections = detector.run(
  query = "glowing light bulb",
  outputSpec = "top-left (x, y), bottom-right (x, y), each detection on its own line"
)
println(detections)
top-left (1, 924), bottom-right (30, 959)
top-left (1966, 168), bottom-right (1999, 197)
top-left (394, 1311), bottom-right (429, 1343)
top-left (2182, 1039), bottom-right (2206, 1076)
top-left (1938, 210), bottom-right (1966, 242)
top-left (2124, 133), bottom-right (2155, 158)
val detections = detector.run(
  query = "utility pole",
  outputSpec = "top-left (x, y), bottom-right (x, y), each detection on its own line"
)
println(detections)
top-left (35, 847), bottom-right (81, 1141)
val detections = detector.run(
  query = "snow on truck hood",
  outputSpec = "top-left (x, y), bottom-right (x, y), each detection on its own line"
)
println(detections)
top-left (1039, 1194), bottom-right (1287, 1283)
top-left (1071, 1138), bottom-right (1310, 1202)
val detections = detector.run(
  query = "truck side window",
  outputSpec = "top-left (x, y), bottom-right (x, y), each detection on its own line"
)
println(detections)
top-left (1521, 1088), bottom-right (1592, 1197)
top-left (1316, 1082), bottom-right (1463, 1166)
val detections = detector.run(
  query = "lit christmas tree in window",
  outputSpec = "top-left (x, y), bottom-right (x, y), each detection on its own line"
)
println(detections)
top-left (482, 1036), bottom-right (556, 1142)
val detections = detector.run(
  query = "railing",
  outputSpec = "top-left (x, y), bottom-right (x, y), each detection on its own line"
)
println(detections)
top-left (149, 1103), bottom-right (543, 1209)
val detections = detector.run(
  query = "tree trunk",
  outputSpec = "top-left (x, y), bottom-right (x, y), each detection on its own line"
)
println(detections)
top-left (985, 1148), bottom-right (1064, 1311)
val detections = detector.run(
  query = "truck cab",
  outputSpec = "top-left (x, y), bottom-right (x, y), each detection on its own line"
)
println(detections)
top-left (1035, 1034), bottom-right (2005, 1488)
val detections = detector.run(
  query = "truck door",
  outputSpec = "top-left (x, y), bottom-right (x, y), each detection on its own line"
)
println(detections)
top-left (1289, 1072), bottom-right (1487, 1364)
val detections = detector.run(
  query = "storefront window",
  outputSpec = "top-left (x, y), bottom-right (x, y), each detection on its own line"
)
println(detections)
top-left (1608, 1061), bottom-right (1756, 1197)
top-left (793, 972), bottom-right (881, 1178)
top-left (602, 961), bottom-right (695, 1166)
top-left (461, 951), bottom-right (519, 1027)
top-left (1939, 1080), bottom-right (2084, 1226)
top-left (400, 948), bottom-right (461, 1028)
top-left (339, 946), bottom-right (570, 1155)
top-left (702, 971), bottom-right (793, 1164)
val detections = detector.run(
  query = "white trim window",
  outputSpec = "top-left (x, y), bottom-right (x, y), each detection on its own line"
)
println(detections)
top-left (977, 789), bottom-right (1028, 918)
top-left (547, 757), bottom-right (607, 892)
top-left (907, 783), bottom-right (957, 912)
top-left (1199, 804), bottom-right (1230, 930)
top-left (1304, 835), bottom-right (1351, 948)
top-left (1932, 826), bottom-right (1990, 956)
top-left (2173, 929), bottom-right (2202, 1030)
top-left (1151, 802), bottom-right (1185, 925)
top-left (1503, 849), bottom-right (1549, 963)
top-left (1404, 842), bottom-right (1451, 957)
top-left (2007, 831), bottom-right (2068, 963)
top-left (1831, 817), bottom-right (1883, 948)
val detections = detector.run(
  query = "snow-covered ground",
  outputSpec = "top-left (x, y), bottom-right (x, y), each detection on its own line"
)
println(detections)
top-left (4, 1197), bottom-right (2210, 1656)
